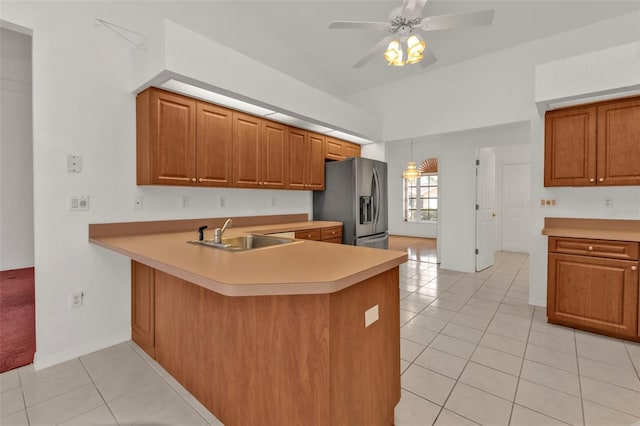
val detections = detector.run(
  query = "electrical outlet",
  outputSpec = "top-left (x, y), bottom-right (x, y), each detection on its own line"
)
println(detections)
top-left (179, 196), bottom-right (188, 208)
top-left (604, 196), bottom-right (614, 208)
top-left (67, 155), bottom-right (82, 173)
top-left (69, 195), bottom-right (90, 211)
top-left (219, 196), bottom-right (225, 208)
top-left (134, 195), bottom-right (143, 210)
top-left (70, 291), bottom-right (83, 308)
top-left (539, 198), bottom-right (558, 208)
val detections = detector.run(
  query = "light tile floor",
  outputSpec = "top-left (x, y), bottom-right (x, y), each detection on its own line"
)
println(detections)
top-left (1, 252), bottom-right (639, 425)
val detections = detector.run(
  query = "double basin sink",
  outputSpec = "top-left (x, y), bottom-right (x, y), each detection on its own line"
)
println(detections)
top-left (189, 234), bottom-right (294, 252)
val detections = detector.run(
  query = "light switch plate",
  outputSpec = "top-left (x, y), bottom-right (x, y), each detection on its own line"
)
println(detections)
top-left (365, 304), bottom-right (379, 328)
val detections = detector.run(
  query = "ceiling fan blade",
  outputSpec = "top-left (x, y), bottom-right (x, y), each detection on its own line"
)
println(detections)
top-left (419, 48), bottom-right (438, 68)
top-left (401, 0), bottom-right (429, 19)
top-left (352, 35), bottom-right (394, 68)
top-left (420, 9), bottom-right (495, 32)
top-left (329, 21), bottom-right (391, 30)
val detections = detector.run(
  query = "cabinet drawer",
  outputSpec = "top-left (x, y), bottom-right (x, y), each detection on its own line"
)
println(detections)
top-left (321, 226), bottom-right (343, 240)
top-left (323, 237), bottom-right (343, 244)
top-left (549, 237), bottom-right (639, 260)
top-left (295, 229), bottom-right (321, 241)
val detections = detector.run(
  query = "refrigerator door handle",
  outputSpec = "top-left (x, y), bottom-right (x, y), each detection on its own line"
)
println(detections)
top-left (372, 168), bottom-right (381, 228)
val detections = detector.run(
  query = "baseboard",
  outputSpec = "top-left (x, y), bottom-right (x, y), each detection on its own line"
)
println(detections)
top-left (33, 331), bottom-right (131, 371)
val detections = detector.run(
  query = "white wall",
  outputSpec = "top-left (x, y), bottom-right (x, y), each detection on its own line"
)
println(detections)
top-left (1, 27), bottom-right (33, 270)
top-left (361, 141), bottom-right (385, 162)
top-left (353, 10), bottom-right (640, 303)
top-left (0, 3), bottom-right (315, 369)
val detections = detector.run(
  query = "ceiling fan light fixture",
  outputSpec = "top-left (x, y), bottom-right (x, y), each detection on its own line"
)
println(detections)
top-left (384, 39), bottom-right (405, 66)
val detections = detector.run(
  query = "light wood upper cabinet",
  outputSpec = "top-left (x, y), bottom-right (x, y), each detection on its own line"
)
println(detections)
top-left (307, 133), bottom-right (325, 190)
top-left (197, 103), bottom-right (233, 187)
top-left (325, 138), bottom-right (344, 161)
top-left (233, 112), bottom-right (262, 188)
top-left (287, 128), bottom-right (309, 189)
top-left (544, 95), bottom-right (640, 187)
top-left (261, 120), bottom-right (288, 189)
top-left (138, 88), bottom-right (232, 187)
top-left (343, 141), bottom-right (361, 159)
top-left (597, 97), bottom-right (640, 186)
top-left (137, 88), bottom-right (197, 185)
top-left (324, 137), bottom-right (361, 161)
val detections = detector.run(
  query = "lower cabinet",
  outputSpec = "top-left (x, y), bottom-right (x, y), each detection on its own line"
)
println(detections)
top-left (547, 237), bottom-right (639, 340)
top-left (131, 261), bottom-right (155, 357)
top-left (296, 225), bottom-right (343, 243)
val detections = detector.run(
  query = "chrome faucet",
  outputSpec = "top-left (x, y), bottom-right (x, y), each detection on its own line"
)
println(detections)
top-left (213, 218), bottom-right (233, 244)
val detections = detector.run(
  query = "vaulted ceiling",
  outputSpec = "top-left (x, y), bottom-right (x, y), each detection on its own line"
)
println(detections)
top-left (163, 1), bottom-right (640, 99)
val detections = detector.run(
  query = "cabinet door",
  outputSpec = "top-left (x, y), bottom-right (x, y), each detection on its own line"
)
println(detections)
top-left (325, 138), bottom-right (344, 161)
top-left (131, 261), bottom-right (155, 357)
top-left (343, 142), bottom-right (361, 158)
top-left (287, 128), bottom-right (308, 189)
top-left (307, 133), bottom-right (325, 190)
top-left (548, 253), bottom-right (638, 337)
top-left (597, 97), bottom-right (640, 186)
top-left (233, 112), bottom-right (262, 188)
top-left (544, 106), bottom-right (597, 187)
top-left (149, 89), bottom-right (197, 185)
top-left (262, 120), bottom-right (288, 189)
top-left (196, 103), bottom-right (233, 187)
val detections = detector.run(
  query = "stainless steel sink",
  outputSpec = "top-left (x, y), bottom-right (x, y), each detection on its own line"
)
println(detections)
top-left (189, 234), bottom-right (294, 251)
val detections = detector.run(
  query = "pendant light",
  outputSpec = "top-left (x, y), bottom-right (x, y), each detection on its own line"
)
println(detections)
top-left (403, 140), bottom-right (420, 181)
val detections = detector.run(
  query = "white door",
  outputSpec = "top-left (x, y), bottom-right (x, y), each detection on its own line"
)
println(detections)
top-left (476, 148), bottom-right (497, 271)
top-left (501, 163), bottom-right (531, 253)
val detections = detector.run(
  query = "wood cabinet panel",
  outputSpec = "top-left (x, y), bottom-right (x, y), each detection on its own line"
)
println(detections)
top-left (287, 128), bottom-right (308, 189)
top-left (196, 103), bottom-right (233, 187)
top-left (323, 237), bottom-right (343, 244)
top-left (295, 229), bottom-right (321, 241)
top-left (321, 226), bottom-right (342, 240)
top-left (548, 253), bottom-right (638, 338)
top-left (261, 120), bottom-right (288, 189)
top-left (544, 106), bottom-right (597, 187)
top-left (233, 112), bottom-right (262, 188)
top-left (137, 89), bottom-right (197, 185)
top-left (597, 97), bottom-right (640, 186)
top-left (325, 137), bottom-right (343, 161)
top-left (131, 261), bottom-right (155, 357)
top-left (307, 133), bottom-right (325, 190)
top-left (549, 237), bottom-right (639, 261)
top-left (544, 95), bottom-right (640, 187)
top-left (343, 142), bottom-right (361, 159)
top-left (152, 266), bottom-right (399, 426)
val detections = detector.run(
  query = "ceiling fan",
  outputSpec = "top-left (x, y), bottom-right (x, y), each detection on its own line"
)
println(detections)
top-left (328, 0), bottom-right (495, 68)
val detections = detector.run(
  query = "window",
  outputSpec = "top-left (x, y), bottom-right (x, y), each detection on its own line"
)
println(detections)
top-left (404, 174), bottom-right (438, 222)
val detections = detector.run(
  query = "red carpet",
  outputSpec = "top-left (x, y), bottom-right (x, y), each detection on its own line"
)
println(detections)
top-left (0, 267), bottom-right (35, 372)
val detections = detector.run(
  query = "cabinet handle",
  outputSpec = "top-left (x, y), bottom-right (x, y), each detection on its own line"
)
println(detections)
top-left (632, 266), bottom-right (637, 271)
top-left (589, 178), bottom-right (595, 183)
top-left (191, 178), bottom-right (196, 183)
top-left (599, 178), bottom-right (604, 182)
top-left (198, 178), bottom-right (203, 183)
top-left (588, 246), bottom-right (593, 251)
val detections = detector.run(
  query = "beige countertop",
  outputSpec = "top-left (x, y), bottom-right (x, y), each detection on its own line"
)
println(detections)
top-left (542, 217), bottom-right (640, 242)
top-left (90, 221), bottom-right (407, 297)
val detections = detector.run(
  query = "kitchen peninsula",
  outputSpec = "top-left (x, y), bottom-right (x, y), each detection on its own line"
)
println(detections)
top-left (89, 214), bottom-right (407, 426)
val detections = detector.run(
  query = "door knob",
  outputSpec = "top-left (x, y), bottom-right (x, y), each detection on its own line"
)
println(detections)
top-left (492, 213), bottom-right (497, 217)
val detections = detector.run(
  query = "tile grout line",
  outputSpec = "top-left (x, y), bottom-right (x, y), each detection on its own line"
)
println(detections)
top-left (77, 356), bottom-right (121, 425)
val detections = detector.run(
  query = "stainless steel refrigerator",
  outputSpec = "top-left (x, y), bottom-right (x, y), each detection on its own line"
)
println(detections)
top-left (313, 157), bottom-right (388, 249)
